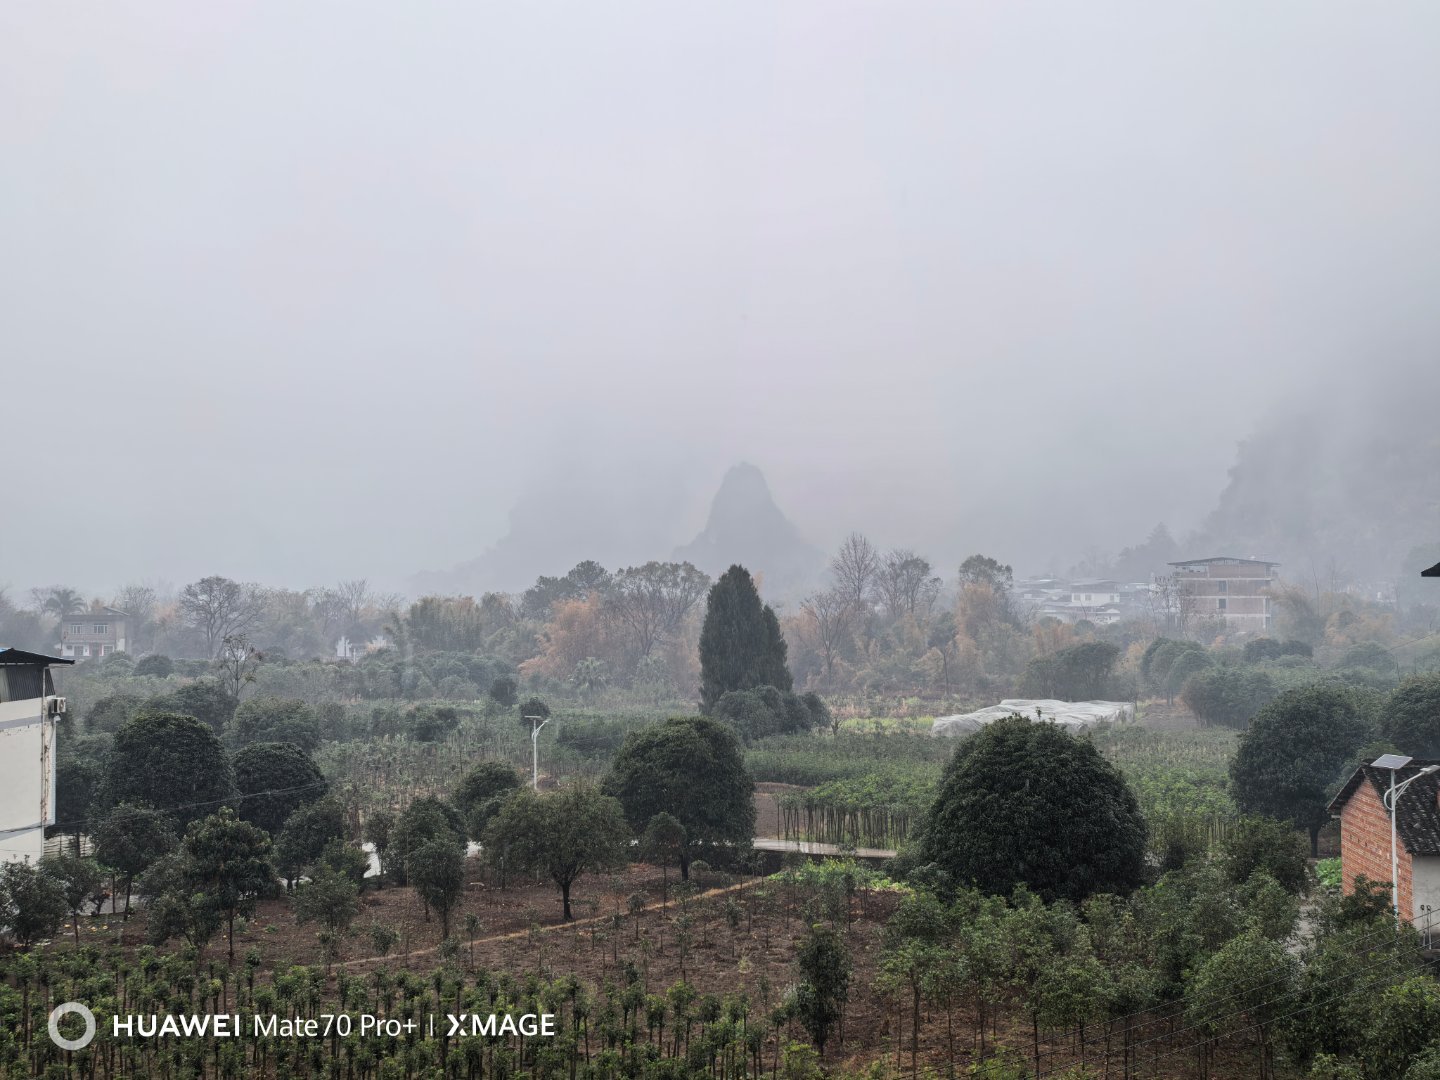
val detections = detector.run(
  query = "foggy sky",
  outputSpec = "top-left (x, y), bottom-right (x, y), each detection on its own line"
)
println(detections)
top-left (4, 2), bottom-right (1439, 595)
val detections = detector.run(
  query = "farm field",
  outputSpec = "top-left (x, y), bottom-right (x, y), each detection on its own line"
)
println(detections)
top-left (16, 850), bottom-right (1285, 1080)
top-left (10, 703), bottom-right (1315, 1080)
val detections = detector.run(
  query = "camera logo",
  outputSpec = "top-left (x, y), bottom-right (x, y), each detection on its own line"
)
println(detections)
top-left (48, 1002), bottom-right (97, 1051)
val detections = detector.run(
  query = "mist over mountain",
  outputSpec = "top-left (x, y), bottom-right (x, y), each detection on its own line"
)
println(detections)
top-left (672, 463), bottom-right (824, 598)
top-left (408, 468), bottom-right (692, 597)
top-left (410, 462), bottom-right (821, 599)
top-left (1186, 388), bottom-right (1440, 584)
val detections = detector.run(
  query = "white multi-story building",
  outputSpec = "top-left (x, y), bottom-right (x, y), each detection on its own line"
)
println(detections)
top-left (0, 648), bottom-right (73, 864)
top-left (59, 607), bottom-right (130, 660)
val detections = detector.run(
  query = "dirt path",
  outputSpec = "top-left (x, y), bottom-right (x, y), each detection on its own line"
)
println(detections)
top-left (336, 876), bottom-right (765, 971)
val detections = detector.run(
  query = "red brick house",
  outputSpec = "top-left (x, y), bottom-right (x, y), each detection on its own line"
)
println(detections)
top-left (1328, 759), bottom-right (1440, 930)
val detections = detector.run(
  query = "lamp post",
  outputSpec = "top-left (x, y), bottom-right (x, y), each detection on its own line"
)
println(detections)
top-left (525, 714), bottom-right (550, 791)
top-left (1374, 754), bottom-right (1440, 925)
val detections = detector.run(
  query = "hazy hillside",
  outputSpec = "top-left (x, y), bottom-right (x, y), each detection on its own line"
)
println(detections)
top-left (1189, 393), bottom-right (1440, 583)
top-left (410, 462), bottom-right (821, 599)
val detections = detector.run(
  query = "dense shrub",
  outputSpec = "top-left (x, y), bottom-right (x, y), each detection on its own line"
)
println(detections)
top-left (228, 697), bottom-right (321, 751)
top-left (1021, 641), bottom-right (1122, 700)
top-left (132, 654), bottom-right (175, 678)
top-left (1383, 674), bottom-right (1440, 757)
top-left (713, 685), bottom-right (825, 743)
top-left (1180, 666), bottom-right (1279, 728)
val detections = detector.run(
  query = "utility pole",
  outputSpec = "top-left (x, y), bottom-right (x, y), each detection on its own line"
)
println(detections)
top-left (525, 714), bottom-right (550, 791)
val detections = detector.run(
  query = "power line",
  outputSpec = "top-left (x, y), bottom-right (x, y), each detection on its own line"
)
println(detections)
top-left (0, 777), bottom-right (335, 851)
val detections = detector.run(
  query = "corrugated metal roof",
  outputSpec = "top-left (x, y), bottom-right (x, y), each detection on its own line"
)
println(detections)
top-left (0, 648), bottom-right (74, 666)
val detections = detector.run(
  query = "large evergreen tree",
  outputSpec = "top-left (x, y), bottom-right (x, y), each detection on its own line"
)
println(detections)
top-left (1230, 684), bottom-right (1376, 855)
top-left (483, 785), bottom-right (629, 920)
top-left (602, 715), bottom-right (755, 878)
top-left (920, 715), bottom-right (1147, 903)
top-left (698, 565), bottom-right (792, 709)
top-left (1382, 674), bottom-right (1440, 758)
top-left (232, 742), bottom-right (327, 836)
top-left (101, 712), bottom-right (236, 827)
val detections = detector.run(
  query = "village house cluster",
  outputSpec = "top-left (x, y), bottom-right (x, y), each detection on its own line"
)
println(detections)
top-left (1015, 555), bottom-right (1280, 632)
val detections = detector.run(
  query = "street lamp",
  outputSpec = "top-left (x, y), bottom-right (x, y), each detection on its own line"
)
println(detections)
top-left (525, 714), bottom-right (550, 791)
top-left (1374, 754), bottom-right (1440, 925)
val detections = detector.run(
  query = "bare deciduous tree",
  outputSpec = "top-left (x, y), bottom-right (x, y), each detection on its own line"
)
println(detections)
top-left (801, 589), bottom-right (852, 683)
top-left (179, 575), bottom-right (266, 658)
top-left (215, 633), bottom-right (263, 702)
top-left (875, 549), bottom-right (942, 620)
top-left (334, 579), bottom-right (372, 632)
top-left (829, 533), bottom-right (880, 611)
top-left (111, 583), bottom-right (160, 653)
top-left (1149, 574), bottom-right (1199, 636)
top-left (606, 561), bottom-right (711, 660)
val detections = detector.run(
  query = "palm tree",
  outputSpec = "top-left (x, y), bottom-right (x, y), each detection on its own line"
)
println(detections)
top-left (37, 586), bottom-right (87, 619)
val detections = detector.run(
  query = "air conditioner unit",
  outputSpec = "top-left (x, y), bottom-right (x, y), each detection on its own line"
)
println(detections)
top-left (47, 696), bottom-right (67, 717)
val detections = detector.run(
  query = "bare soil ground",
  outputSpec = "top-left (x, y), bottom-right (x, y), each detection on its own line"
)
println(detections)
top-left (66, 858), bottom-right (1274, 1077)
top-left (1135, 699), bottom-right (1201, 731)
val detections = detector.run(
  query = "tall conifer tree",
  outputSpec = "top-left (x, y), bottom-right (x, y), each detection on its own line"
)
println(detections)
top-left (699, 565), bottom-right (792, 708)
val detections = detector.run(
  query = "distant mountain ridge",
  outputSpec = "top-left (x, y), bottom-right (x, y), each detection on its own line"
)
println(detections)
top-left (409, 462), bottom-right (822, 599)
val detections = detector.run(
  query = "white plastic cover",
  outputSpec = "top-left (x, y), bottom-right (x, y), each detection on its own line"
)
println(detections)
top-left (932, 699), bottom-right (1135, 736)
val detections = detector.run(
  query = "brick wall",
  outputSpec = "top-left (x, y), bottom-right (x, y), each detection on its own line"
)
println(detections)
top-left (1339, 779), bottom-right (1414, 921)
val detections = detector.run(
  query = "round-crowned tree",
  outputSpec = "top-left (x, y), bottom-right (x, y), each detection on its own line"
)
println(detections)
top-left (454, 761), bottom-right (523, 839)
top-left (232, 742), bottom-right (328, 836)
top-left (148, 677), bottom-right (236, 734)
top-left (1230, 684), bottom-right (1376, 855)
top-left (601, 715), bottom-right (755, 878)
top-left (227, 697), bottom-right (321, 751)
top-left (488, 676), bottom-right (519, 709)
top-left (102, 712), bottom-right (236, 827)
top-left (1382, 674), bottom-right (1440, 758)
top-left (133, 653), bottom-right (175, 678)
top-left (919, 715), bottom-right (1147, 903)
top-left (387, 796), bottom-right (467, 885)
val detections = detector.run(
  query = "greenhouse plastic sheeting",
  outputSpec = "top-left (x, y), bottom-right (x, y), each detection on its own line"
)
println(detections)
top-left (931, 699), bottom-right (1135, 736)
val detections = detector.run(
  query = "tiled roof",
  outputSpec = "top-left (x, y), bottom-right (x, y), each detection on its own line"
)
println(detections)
top-left (1329, 760), bottom-right (1440, 857)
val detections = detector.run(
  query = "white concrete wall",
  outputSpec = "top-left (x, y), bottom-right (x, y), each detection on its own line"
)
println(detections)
top-left (1414, 856), bottom-right (1440, 939)
top-left (0, 699), bottom-right (53, 865)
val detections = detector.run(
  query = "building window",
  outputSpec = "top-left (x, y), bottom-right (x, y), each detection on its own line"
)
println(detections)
top-left (94, 624), bottom-right (108, 634)
top-left (68, 624), bottom-right (82, 635)
top-left (1217, 580), bottom-right (1227, 593)
top-left (1217, 598), bottom-right (1227, 611)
